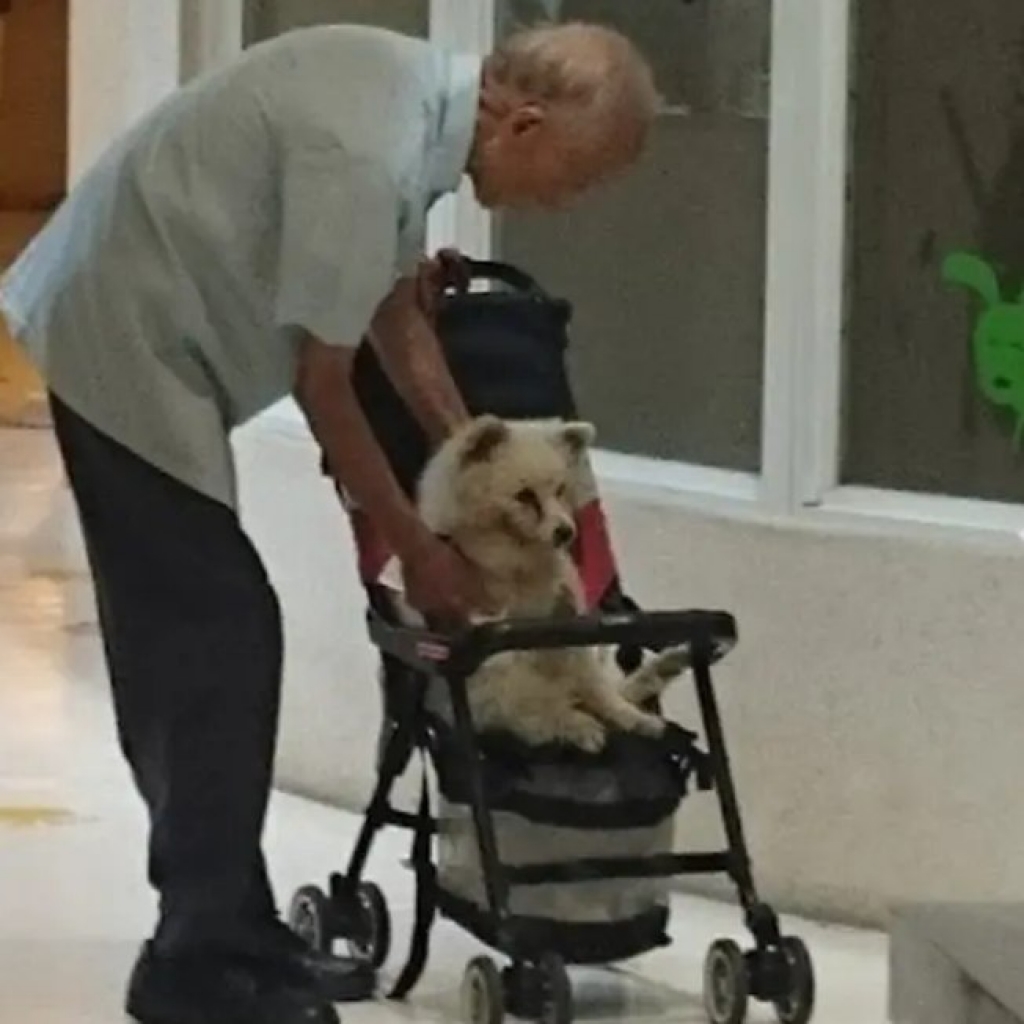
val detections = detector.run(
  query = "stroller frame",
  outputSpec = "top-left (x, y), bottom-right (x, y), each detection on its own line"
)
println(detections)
top-left (291, 609), bottom-right (815, 1024)
top-left (287, 259), bottom-right (815, 1024)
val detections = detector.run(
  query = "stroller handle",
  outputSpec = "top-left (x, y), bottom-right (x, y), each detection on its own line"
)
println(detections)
top-left (452, 258), bottom-right (553, 301)
top-left (367, 608), bottom-right (737, 677)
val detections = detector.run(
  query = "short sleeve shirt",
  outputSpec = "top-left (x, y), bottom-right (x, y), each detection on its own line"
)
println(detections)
top-left (0, 26), bottom-right (481, 506)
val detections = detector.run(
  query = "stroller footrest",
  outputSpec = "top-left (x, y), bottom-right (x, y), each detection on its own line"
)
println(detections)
top-left (437, 888), bottom-right (672, 965)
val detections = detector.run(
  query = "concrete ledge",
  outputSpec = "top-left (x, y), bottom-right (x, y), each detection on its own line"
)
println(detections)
top-left (890, 904), bottom-right (1024, 1024)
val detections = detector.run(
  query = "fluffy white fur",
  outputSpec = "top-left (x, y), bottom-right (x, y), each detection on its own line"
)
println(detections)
top-left (417, 415), bottom-right (688, 753)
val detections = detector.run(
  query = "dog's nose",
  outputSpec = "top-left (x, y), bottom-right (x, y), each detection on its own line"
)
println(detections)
top-left (553, 523), bottom-right (575, 548)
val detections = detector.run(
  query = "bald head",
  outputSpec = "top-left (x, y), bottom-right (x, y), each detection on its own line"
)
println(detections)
top-left (466, 22), bottom-right (658, 210)
top-left (484, 23), bottom-right (660, 150)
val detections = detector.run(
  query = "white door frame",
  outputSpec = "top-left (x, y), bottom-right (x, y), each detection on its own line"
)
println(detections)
top-left (426, 0), bottom-right (493, 255)
top-left (67, 0), bottom-right (244, 184)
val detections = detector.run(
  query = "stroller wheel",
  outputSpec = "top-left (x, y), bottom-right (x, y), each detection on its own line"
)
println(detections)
top-left (537, 952), bottom-right (573, 1024)
top-left (703, 939), bottom-right (749, 1024)
top-left (462, 956), bottom-right (505, 1024)
top-left (287, 885), bottom-right (333, 953)
top-left (774, 937), bottom-right (815, 1024)
top-left (344, 881), bottom-right (392, 968)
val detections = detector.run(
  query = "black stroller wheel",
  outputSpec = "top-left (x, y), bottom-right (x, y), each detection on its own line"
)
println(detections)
top-left (287, 885), bottom-right (333, 953)
top-left (462, 956), bottom-right (505, 1024)
top-left (703, 939), bottom-right (749, 1024)
top-left (537, 952), bottom-right (573, 1024)
top-left (774, 937), bottom-right (815, 1024)
top-left (344, 881), bottom-right (392, 968)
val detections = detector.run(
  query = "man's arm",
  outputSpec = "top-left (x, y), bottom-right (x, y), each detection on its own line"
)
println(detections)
top-left (294, 335), bottom-right (434, 561)
top-left (294, 334), bottom-right (488, 622)
top-left (368, 275), bottom-right (468, 447)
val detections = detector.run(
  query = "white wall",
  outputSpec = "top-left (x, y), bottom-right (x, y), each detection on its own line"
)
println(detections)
top-left (67, 0), bottom-right (181, 184)
top-left (234, 420), bottom-right (1024, 929)
top-left (179, 0), bottom-right (244, 82)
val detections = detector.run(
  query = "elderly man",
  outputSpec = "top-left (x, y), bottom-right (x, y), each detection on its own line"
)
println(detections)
top-left (0, 20), bottom-right (657, 1024)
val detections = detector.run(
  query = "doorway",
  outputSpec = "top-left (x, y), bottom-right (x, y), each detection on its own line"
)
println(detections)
top-left (0, 0), bottom-right (68, 426)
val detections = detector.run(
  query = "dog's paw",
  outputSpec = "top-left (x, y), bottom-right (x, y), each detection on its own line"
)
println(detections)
top-left (633, 712), bottom-right (667, 738)
top-left (651, 646), bottom-right (691, 679)
top-left (564, 713), bottom-right (607, 753)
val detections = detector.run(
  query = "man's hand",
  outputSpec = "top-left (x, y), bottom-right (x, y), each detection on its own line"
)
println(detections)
top-left (401, 534), bottom-right (489, 626)
top-left (415, 247), bottom-right (470, 321)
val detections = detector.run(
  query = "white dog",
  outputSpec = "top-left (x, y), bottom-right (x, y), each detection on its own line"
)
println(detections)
top-left (416, 415), bottom-right (688, 753)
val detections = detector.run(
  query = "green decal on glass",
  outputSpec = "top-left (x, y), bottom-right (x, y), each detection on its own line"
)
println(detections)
top-left (942, 251), bottom-right (1024, 447)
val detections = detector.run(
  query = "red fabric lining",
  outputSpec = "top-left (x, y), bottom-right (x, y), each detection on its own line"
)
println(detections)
top-left (572, 500), bottom-right (618, 611)
top-left (351, 499), bottom-right (618, 611)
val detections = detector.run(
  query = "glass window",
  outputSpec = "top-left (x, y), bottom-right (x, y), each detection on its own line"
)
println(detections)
top-left (843, 0), bottom-right (1024, 503)
top-left (243, 0), bottom-right (428, 45)
top-left (494, 0), bottom-right (771, 469)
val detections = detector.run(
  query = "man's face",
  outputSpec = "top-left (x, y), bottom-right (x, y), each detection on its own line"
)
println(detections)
top-left (469, 104), bottom-right (639, 210)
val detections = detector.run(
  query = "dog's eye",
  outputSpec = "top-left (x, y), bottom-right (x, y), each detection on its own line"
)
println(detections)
top-left (556, 484), bottom-right (568, 500)
top-left (515, 487), bottom-right (540, 512)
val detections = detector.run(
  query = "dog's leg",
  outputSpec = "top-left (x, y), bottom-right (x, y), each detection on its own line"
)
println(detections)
top-left (576, 661), bottom-right (667, 739)
top-left (620, 646), bottom-right (691, 706)
top-left (511, 703), bottom-right (608, 753)
top-left (469, 657), bottom-right (608, 753)
top-left (590, 687), bottom-right (666, 737)
top-left (575, 647), bottom-right (692, 739)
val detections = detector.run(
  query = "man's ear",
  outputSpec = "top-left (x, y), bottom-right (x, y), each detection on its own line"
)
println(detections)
top-left (509, 102), bottom-right (546, 138)
top-left (459, 415), bottom-right (510, 466)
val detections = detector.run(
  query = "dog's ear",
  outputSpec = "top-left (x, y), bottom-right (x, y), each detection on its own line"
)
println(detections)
top-left (555, 421), bottom-right (596, 460)
top-left (459, 415), bottom-right (510, 466)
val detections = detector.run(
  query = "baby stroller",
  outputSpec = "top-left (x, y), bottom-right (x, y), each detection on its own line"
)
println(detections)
top-left (286, 260), bottom-right (816, 1024)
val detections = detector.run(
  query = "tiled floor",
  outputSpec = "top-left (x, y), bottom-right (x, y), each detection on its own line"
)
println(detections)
top-left (0, 427), bottom-right (889, 1024)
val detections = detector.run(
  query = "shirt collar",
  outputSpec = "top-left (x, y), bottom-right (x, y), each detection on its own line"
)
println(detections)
top-left (425, 52), bottom-right (481, 203)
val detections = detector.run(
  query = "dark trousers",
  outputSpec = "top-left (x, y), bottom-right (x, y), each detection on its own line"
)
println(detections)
top-left (50, 395), bottom-right (284, 955)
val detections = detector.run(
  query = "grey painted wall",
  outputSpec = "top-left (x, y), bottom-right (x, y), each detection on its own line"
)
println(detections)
top-left (845, 0), bottom-right (1024, 502)
top-left (497, 0), bottom-right (770, 470)
top-left (243, 0), bottom-right (427, 44)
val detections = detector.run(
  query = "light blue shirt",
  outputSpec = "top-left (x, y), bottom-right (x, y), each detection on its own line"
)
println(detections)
top-left (0, 26), bottom-right (480, 506)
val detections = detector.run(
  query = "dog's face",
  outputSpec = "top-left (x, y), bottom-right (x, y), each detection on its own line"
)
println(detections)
top-left (418, 416), bottom-right (596, 552)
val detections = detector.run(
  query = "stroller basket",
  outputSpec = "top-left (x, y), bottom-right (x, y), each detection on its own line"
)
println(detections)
top-left (291, 260), bottom-right (816, 1024)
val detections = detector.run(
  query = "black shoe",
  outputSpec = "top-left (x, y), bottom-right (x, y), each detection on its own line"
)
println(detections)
top-left (126, 942), bottom-right (340, 1024)
top-left (257, 920), bottom-right (377, 1004)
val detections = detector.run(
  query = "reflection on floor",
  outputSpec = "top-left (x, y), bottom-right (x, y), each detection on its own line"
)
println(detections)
top-left (0, 211), bottom-right (49, 427)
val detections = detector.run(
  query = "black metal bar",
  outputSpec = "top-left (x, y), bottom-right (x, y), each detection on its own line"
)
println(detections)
top-left (691, 650), bottom-right (760, 914)
top-left (381, 808), bottom-right (435, 833)
top-left (344, 727), bottom-right (410, 884)
top-left (445, 672), bottom-right (512, 935)
top-left (343, 797), bottom-right (383, 887)
top-left (367, 614), bottom-right (453, 675)
top-left (461, 610), bottom-right (736, 661)
top-left (505, 852), bottom-right (732, 886)
top-left (367, 609), bottom-right (737, 678)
